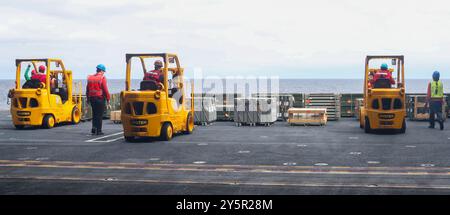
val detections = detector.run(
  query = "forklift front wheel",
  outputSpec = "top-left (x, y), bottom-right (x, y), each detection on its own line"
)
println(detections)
top-left (14, 125), bottom-right (25, 130)
top-left (160, 123), bottom-right (173, 141)
top-left (71, 107), bottom-right (81, 124)
top-left (42, 115), bottom-right (55, 129)
top-left (184, 112), bottom-right (194, 134)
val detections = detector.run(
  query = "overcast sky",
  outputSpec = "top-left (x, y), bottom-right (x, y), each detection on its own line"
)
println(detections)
top-left (1, 0), bottom-right (450, 79)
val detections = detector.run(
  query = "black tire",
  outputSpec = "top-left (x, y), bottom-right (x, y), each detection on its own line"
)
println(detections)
top-left (399, 119), bottom-right (406, 134)
top-left (124, 136), bottom-right (135, 142)
top-left (14, 124), bottom-right (25, 130)
top-left (160, 122), bottom-right (173, 141)
top-left (42, 115), bottom-right (55, 129)
top-left (364, 117), bottom-right (371, 133)
top-left (71, 107), bottom-right (81, 124)
top-left (184, 112), bottom-right (194, 134)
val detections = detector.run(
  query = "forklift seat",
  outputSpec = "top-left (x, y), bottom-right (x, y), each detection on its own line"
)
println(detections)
top-left (140, 80), bottom-right (159, 91)
top-left (373, 78), bottom-right (392, 88)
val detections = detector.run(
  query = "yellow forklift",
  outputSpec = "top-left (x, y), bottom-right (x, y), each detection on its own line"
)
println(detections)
top-left (359, 55), bottom-right (406, 133)
top-left (121, 53), bottom-right (194, 141)
top-left (8, 59), bottom-right (82, 129)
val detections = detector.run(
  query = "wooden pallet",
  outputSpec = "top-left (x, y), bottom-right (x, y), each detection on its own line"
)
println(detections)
top-left (110, 110), bottom-right (122, 124)
top-left (288, 108), bottom-right (327, 126)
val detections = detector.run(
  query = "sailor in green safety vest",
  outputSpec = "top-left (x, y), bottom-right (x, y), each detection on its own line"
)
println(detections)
top-left (426, 71), bottom-right (445, 130)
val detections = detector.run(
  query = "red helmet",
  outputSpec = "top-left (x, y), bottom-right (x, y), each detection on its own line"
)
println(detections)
top-left (38, 65), bottom-right (46, 72)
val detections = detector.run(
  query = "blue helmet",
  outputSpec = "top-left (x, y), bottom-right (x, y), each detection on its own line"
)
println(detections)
top-left (96, 64), bottom-right (106, 72)
top-left (433, 71), bottom-right (440, 81)
top-left (380, 63), bottom-right (388, 70)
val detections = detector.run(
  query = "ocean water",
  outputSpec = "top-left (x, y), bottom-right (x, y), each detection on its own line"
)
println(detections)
top-left (0, 79), bottom-right (443, 110)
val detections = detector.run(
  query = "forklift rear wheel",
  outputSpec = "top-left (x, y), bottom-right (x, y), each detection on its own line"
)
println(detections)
top-left (71, 107), bottom-right (81, 124)
top-left (42, 115), bottom-right (55, 129)
top-left (184, 112), bottom-right (194, 134)
top-left (364, 117), bottom-right (371, 133)
top-left (14, 125), bottom-right (25, 130)
top-left (160, 123), bottom-right (173, 141)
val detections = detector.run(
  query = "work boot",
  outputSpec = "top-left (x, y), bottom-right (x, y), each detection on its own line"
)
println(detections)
top-left (91, 128), bottom-right (97, 134)
top-left (440, 121), bottom-right (444, 130)
top-left (96, 131), bottom-right (104, 135)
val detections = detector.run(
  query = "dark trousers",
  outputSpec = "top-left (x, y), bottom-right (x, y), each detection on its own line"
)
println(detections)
top-left (89, 97), bottom-right (105, 132)
top-left (429, 100), bottom-right (443, 127)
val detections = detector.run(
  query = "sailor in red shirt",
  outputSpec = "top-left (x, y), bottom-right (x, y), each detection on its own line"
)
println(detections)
top-left (86, 64), bottom-right (110, 135)
top-left (143, 60), bottom-right (163, 84)
top-left (31, 65), bottom-right (47, 84)
top-left (372, 63), bottom-right (395, 87)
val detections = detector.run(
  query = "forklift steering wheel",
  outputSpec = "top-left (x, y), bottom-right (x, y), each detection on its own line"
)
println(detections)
top-left (158, 83), bottom-right (165, 91)
top-left (38, 82), bottom-right (46, 89)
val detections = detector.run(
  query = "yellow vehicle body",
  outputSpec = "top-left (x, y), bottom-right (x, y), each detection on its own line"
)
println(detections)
top-left (359, 55), bottom-right (406, 133)
top-left (9, 59), bottom-right (82, 129)
top-left (121, 53), bottom-right (194, 141)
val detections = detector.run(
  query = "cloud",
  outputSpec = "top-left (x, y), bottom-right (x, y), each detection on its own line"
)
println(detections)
top-left (0, 0), bottom-right (450, 79)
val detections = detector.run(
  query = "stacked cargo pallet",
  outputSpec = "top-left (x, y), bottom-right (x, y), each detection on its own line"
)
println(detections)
top-left (80, 93), bottom-right (121, 121)
top-left (110, 110), bottom-right (121, 124)
top-left (252, 93), bottom-right (295, 121)
top-left (355, 98), bottom-right (364, 120)
top-left (406, 94), bottom-right (422, 120)
top-left (407, 95), bottom-right (447, 121)
top-left (80, 96), bottom-right (92, 121)
top-left (186, 97), bottom-right (217, 125)
top-left (234, 97), bottom-right (278, 126)
top-left (305, 93), bottom-right (341, 121)
top-left (288, 108), bottom-right (327, 126)
top-left (340, 93), bottom-right (363, 117)
top-left (103, 93), bottom-right (121, 119)
top-left (446, 95), bottom-right (450, 118)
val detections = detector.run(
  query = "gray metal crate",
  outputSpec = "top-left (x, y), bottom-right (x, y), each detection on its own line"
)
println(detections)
top-left (234, 98), bottom-right (278, 126)
top-left (214, 94), bottom-right (240, 121)
top-left (186, 97), bottom-right (217, 125)
top-left (252, 93), bottom-right (295, 121)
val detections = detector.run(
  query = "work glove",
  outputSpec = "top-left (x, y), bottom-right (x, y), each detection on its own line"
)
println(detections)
top-left (107, 101), bottom-right (112, 110)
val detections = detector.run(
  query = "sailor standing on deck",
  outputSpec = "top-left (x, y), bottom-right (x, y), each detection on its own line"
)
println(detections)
top-left (86, 64), bottom-right (111, 135)
top-left (426, 71), bottom-right (445, 130)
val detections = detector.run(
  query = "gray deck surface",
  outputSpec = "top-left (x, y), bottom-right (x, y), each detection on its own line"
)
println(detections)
top-left (0, 110), bottom-right (449, 194)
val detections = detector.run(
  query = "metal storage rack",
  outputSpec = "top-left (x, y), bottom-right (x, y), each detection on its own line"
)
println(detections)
top-left (340, 93), bottom-right (363, 117)
top-left (292, 93), bottom-right (305, 108)
top-left (305, 93), bottom-right (341, 121)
